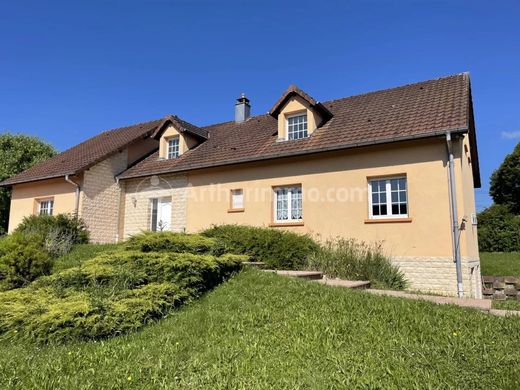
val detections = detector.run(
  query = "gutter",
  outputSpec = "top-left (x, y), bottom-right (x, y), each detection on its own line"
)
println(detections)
top-left (118, 127), bottom-right (469, 181)
top-left (445, 132), bottom-right (464, 298)
top-left (65, 175), bottom-right (81, 217)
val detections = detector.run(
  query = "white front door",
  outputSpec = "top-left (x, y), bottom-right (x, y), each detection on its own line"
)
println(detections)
top-left (158, 199), bottom-right (171, 231)
top-left (151, 198), bottom-right (172, 231)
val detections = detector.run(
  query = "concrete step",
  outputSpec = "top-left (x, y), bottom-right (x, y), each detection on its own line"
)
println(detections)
top-left (242, 261), bottom-right (267, 268)
top-left (315, 278), bottom-right (371, 289)
top-left (264, 270), bottom-right (324, 280)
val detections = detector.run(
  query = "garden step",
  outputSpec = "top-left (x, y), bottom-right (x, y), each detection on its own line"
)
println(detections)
top-left (265, 270), bottom-right (324, 280)
top-left (242, 261), bottom-right (267, 268)
top-left (365, 289), bottom-right (492, 311)
top-left (315, 278), bottom-right (371, 289)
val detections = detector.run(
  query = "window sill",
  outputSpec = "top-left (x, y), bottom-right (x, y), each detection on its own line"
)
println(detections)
top-left (269, 221), bottom-right (305, 227)
top-left (364, 218), bottom-right (412, 224)
top-left (227, 208), bottom-right (245, 213)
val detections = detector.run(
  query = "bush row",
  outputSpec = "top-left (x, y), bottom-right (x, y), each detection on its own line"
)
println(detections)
top-left (0, 214), bottom-right (89, 290)
top-left (0, 250), bottom-right (245, 342)
top-left (202, 224), bottom-right (320, 269)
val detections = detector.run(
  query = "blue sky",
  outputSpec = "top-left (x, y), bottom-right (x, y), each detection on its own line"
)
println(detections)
top-left (1, 1), bottom-right (519, 209)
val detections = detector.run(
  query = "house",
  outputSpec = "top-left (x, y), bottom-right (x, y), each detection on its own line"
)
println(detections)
top-left (0, 73), bottom-right (482, 298)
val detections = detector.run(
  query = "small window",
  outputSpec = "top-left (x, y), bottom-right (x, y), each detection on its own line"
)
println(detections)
top-left (274, 186), bottom-right (302, 222)
top-left (286, 114), bottom-right (308, 140)
top-left (167, 137), bottom-right (180, 159)
top-left (230, 189), bottom-right (244, 210)
top-left (369, 177), bottom-right (408, 219)
top-left (39, 199), bottom-right (54, 216)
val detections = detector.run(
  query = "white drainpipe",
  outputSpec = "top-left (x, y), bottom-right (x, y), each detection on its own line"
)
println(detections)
top-left (65, 174), bottom-right (80, 217)
top-left (446, 132), bottom-right (464, 298)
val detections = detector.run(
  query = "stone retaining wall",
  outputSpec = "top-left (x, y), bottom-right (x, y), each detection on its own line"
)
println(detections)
top-left (482, 276), bottom-right (520, 300)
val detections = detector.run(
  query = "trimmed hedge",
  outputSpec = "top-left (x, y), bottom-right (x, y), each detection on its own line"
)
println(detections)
top-left (202, 224), bottom-right (320, 269)
top-left (0, 249), bottom-right (245, 343)
top-left (125, 231), bottom-right (220, 254)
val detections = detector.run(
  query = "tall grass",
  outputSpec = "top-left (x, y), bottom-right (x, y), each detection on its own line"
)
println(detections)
top-left (306, 238), bottom-right (407, 290)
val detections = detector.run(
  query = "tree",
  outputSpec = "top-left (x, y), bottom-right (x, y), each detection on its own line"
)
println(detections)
top-left (477, 204), bottom-right (520, 252)
top-left (0, 133), bottom-right (56, 234)
top-left (490, 142), bottom-right (520, 214)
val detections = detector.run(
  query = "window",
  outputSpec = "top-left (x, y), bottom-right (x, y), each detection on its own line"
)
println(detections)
top-left (230, 189), bottom-right (244, 210)
top-left (369, 177), bottom-right (408, 219)
top-left (274, 186), bottom-right (302, 222)
top-left (38, 199), bottom-right (54, 216)
top-left (286, 114), bottom-right (308, 140)
top-left (167, 137), bottom-right (180, 159)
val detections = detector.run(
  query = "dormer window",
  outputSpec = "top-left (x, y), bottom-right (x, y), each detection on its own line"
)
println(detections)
top-left (167, 137), bottom-right (180, 159)
top-left (287, 114), bottom-right (308, 140)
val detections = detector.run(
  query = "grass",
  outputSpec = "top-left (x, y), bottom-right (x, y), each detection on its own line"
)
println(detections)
top-left (52, 243), bottom-right (119, 272)
top-left (480, 252), bottom-right (520, 276)
top-left (493, 299), bottom-right (520, 311)
top-left (0, 269), bottom-right (519, 389)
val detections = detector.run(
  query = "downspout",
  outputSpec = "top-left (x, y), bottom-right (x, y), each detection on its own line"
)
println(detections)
top-left (115, 177), bottom-right (122, 243)
top-left (65, 174), bottom-right (80, 218)
top-left (445, 132), bottom-right (464, 298)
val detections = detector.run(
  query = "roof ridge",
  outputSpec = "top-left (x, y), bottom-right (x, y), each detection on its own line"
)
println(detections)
top-left (322, 73), bottom-right (468, 105)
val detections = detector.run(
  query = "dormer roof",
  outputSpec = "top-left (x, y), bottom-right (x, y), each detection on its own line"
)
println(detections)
top-left (152, 115), bottom-right (208, 140)
top-left (268, 84), bottom-right (333, 124)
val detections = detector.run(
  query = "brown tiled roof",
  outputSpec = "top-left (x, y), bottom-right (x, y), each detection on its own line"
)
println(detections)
top-left (0, 118), bottom-right (164, 186)
top-left (120, 73), bottom-right (480, 187)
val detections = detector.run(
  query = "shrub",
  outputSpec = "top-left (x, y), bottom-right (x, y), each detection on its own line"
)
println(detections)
top-left (0, 249), bottom-right (246, 342)
top-left (15, 214), bottom-right (89, 256)
top-left (0, 233), bottom-right (53, 289)
top-left (305, 238), bottom-right (407, 290)
top-left (202, 224), bottom-right (320, 269)
top-left (125, 231), bottom-right (219, 254)
top-left (477, 204), bottom-right (520, 252)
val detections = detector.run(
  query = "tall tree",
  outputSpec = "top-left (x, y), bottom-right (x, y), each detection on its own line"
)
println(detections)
top-left (490, 142), bottom-right (520, 214)
top-left (0, 133), bottom-right (56, 233)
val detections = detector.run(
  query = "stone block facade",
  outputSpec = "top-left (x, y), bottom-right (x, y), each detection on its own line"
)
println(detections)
top-left (81, 151), bottom-right (128, 243)
top-left (391, 256), bottom-right (482, 298)
top-left (122, 174), bottom-right (188, 238)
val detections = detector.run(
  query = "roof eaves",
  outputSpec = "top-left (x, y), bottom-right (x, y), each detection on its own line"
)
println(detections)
top-left (118, 127), bottom-right (469, 181)
top-left (0, 172), bottom-right (77, 188)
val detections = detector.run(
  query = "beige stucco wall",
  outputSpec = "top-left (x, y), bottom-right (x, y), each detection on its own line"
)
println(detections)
top-left (187, 139), bottom-right (457, 257)
top-left (121, 174), bottom-right (188, 238)
top-left (277, 96), bottom-right (322, 140)
top-left (7, 177), bottom-right (81, 232)
top-left (127, 137), bottom-right (158, 166)
top-left (181, 138), bottom-right (480, 297)
top-left (81, 151), bottom-right (128, 243)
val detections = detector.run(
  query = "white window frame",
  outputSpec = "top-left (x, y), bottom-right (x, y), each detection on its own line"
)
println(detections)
top-left (230, 189), bottom-right (244, 210)
top-left (368, 176), bottom-right (408, 219)
top-left (286, 113), bottom-right (308, 140)
top-left (273, 185), bottom-right (303, 223)
top-left (38, 199), bottom-right (54, 216)
top-left (167, 137), bottom-right (180, 159)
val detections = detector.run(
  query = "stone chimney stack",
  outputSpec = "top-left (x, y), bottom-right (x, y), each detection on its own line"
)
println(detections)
top-left (235, 93), bottom-right (251, 123)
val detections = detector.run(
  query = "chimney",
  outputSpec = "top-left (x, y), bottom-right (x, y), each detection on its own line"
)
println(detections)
top-left (235, 93), bottom-right (251, 123)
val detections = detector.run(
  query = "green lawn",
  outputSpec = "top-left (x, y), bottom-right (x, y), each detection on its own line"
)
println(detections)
top-left (480, 252), bottom-right (520, 276)
top-left (0, 269), bottom-right (519, 389)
